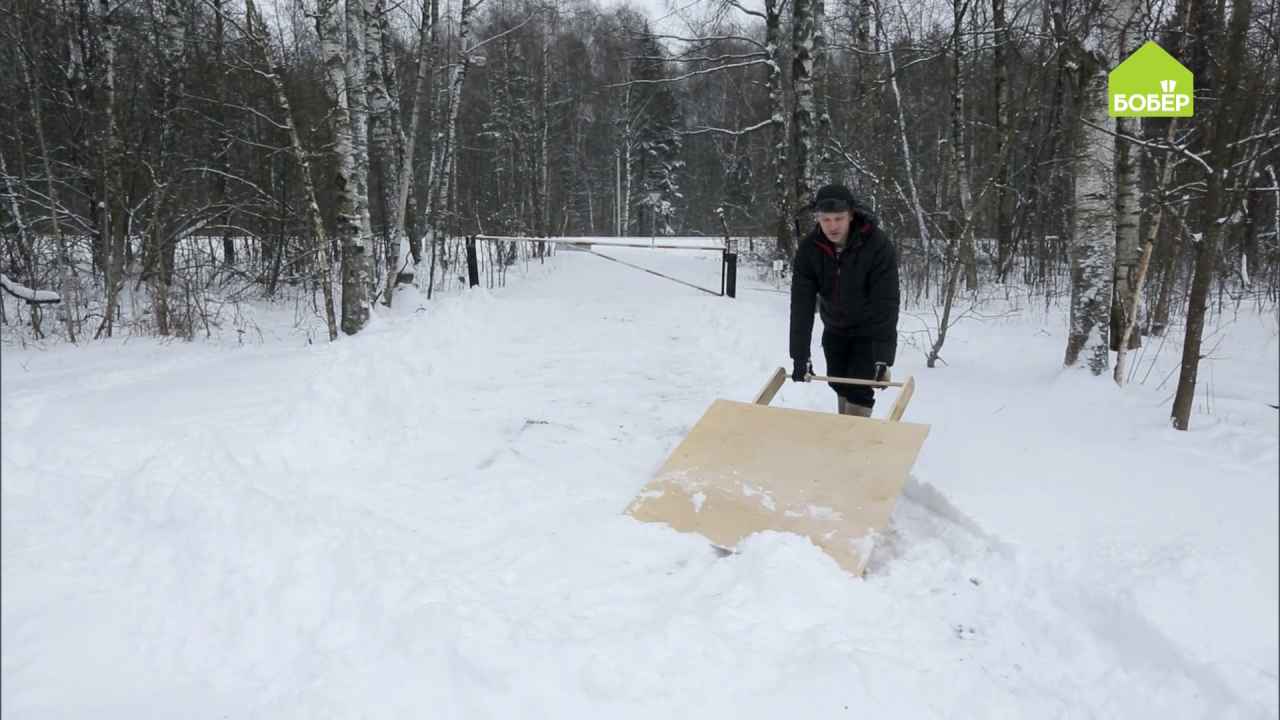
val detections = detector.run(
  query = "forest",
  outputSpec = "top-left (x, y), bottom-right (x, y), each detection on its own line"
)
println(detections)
top-left (1, 0), bottom-right (1277, 429)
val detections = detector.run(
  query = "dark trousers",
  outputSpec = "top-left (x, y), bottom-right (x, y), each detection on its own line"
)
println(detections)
top-left (821, 331), bottom-right (876, 409)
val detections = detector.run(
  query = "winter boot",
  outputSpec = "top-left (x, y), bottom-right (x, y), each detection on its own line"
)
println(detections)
top-left (838, 398), bottom-right (873, 418)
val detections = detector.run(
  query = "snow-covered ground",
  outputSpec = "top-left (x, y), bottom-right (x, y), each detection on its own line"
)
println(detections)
top-left (3, 246), bottom-right (1277, 718)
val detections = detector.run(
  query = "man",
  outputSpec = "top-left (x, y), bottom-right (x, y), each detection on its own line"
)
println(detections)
top-left (790, 184), bottom-right (900, 417)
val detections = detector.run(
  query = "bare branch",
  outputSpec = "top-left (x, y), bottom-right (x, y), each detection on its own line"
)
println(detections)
top-left (679, 116), bottom-right (774, 137)
top-left (182, 167), bottom-right (279, 201)
top-left (637, 32), bottom-right (766, 50)
top-left (467, 12), bottom-right (538, 56)
top-left (605, 57), bottom-right (771, 87)
top-left (1080, 118), bottom-right (1214, 175)
top-left (634, 50), bottom-right (767, 63)
top-left (1228, 126), bottom-right (1280, 150)
top-left (726, 0), bottom-right (766, 20)
top-left (1, 273), bottom-right (61, 304)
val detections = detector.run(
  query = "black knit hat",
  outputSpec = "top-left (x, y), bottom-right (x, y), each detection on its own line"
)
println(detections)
top-left (813, 184), bottom-right (857, 213)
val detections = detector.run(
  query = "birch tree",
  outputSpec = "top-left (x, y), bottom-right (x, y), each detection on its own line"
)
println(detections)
top-left (992, 0), bottom-right (1012, 278)
top-left (766, 0), bottom-right (790, 258)
top-left (316, 0), bottom-right (371, 334)
top-left (1108, 5), bottom-right (1145, 354)
top-left (537, 9), bottom-right (552, 246)
top-left (244, 0), bottom-right (337, 340)
top-left (388, 0), bottom-right (440, 293)
top-left (346, 0), bottom-right (375, 279)
top-left (950, 0), bottom-right (977, 290)
top-left (877, 5), bottom-right (931, 299)
top-left (142, 0), bottom-right (187, 336)
top-left (95, 0), bottom-right (128, 339)
top-left (615, 81), bottom-right (635, 236)
top-left (812, 0), bottom-right (832, 187)
top-left (1114, 119), bottom-right (1179, 384)
top-left (366, 0), bottom-right (407, 305)
top-left (791, 0), bottom-right (816, 231)
top-left (1059, 0), bottom-right (1130, 374)
top-left (425, 0), bottom-right (476, 298)
top-left (212, 0), bottom-right (235, 268)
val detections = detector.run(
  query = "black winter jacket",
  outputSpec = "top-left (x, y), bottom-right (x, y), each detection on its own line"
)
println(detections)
top-left (789, 212), bottom-right (900, 366)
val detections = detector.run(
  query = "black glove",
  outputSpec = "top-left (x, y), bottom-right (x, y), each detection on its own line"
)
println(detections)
top-left (792, 358), bottom-right (812, 382)
top-left (873, 362), bottom-right (890, 384)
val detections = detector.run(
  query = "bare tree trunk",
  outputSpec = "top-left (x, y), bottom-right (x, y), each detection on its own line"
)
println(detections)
top-left (70, 0), bottom-right (105, 279)
top-left (1062, 46), bottom-right (1114, 373)
top-left (951, 1), bottom-right (977, 290)
top-left (879, 9), bottom-right (931, 281)
top-left (766, 0), bottom-right (791, 258)
top-left (1265, 165), bottom-right (1280, 286)
top-left (145, 0), bottom-right (185, 337)
top-left (1148, 211), bottom-right (1185, 337)
top-left (18, 27), bottom-right (80, 342)
top-left (213, 0), bottom-right (235, 269)
top-left (1239, 182), bottom-right (1260, 287)
top-left (391, 0), bottom-right (437, 289)
top-left (844, 0), bottom-right (875, 147)
top-left (1171, 0), bottom-right (1252, 430)
top-left (619, 81), bottom-right (634, 236)
top-left (613, 148), bottom-right (622, 234)
top-left (316, 0), bottom-right (370, 334)
top-left (346, 0), bottom-right (374, 288)
top-left (0, 151), bottom-right (36, 285)
top-left (856, 0), bottom-right (873, 59)
top-left (1109, 2), bottom-right (1145, 352)
top-left (426, 0), bottom-right (475, 298)
top-left (791, 0), bottom-right (815, 231)
top-left (992, 0), bottom-right (1013, 280)
top-left (1110, 115), bottom-right (1143, 352)
top-left (537, 13), bottom-right (551, 250)
top-left (812, 0), bottom-right (831, 187)
top-left (245, 0), bottom-right (337, 340)
top-left (96, 0), bottom-right (126, 339)
top-left (1059, 0), bottom-right (1143, 372)
top-left (927, 250), bottom-right (963, 367)
top-left (367, 0), bottom-right (405, 305)
top-left (442, 0), bottom-right (473, 241)
top-left (1115, 120), bottom-right (1179, 383)
top-left (1229, 103), bottom-right (1272, 289)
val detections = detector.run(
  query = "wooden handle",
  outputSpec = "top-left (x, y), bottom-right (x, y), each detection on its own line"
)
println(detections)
top-left (754, 367), bottom-right (789, 405)
top-left (806, 373), bottom-right (904, 389)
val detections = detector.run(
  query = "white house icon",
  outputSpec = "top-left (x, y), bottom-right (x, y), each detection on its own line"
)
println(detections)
top-left (1161, 79), bottom-right (1176, 93)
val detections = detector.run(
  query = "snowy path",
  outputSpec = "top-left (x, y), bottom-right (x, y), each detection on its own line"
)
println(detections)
top-left (3, 248), bottom-right (1276, 718)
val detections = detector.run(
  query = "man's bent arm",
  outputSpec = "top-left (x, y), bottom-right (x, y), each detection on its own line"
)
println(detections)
top-left (866, 240), bottom-right (900, 365)
top-left (790, 246), bottom-right (819, 361)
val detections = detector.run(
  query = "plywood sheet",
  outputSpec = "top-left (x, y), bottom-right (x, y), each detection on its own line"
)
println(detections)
top-left (626, 399), bottom-right (930, 575)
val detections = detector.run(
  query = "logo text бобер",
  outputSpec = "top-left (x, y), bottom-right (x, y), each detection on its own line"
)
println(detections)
top-left (1108, 41), bottom-right (1194, 117)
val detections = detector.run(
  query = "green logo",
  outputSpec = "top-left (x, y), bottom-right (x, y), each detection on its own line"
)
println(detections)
top-left (1108, 41), bottom-right (1194, 117)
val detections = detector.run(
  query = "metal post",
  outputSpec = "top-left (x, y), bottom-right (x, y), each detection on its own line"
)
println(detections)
top-left (724, 251), bottom-right (737, 298)
top-left (466, 236), bottom-right (480, 288)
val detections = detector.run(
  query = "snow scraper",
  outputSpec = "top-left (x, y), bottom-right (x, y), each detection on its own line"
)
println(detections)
top-left (625, 368), bottom-right (929, 575)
